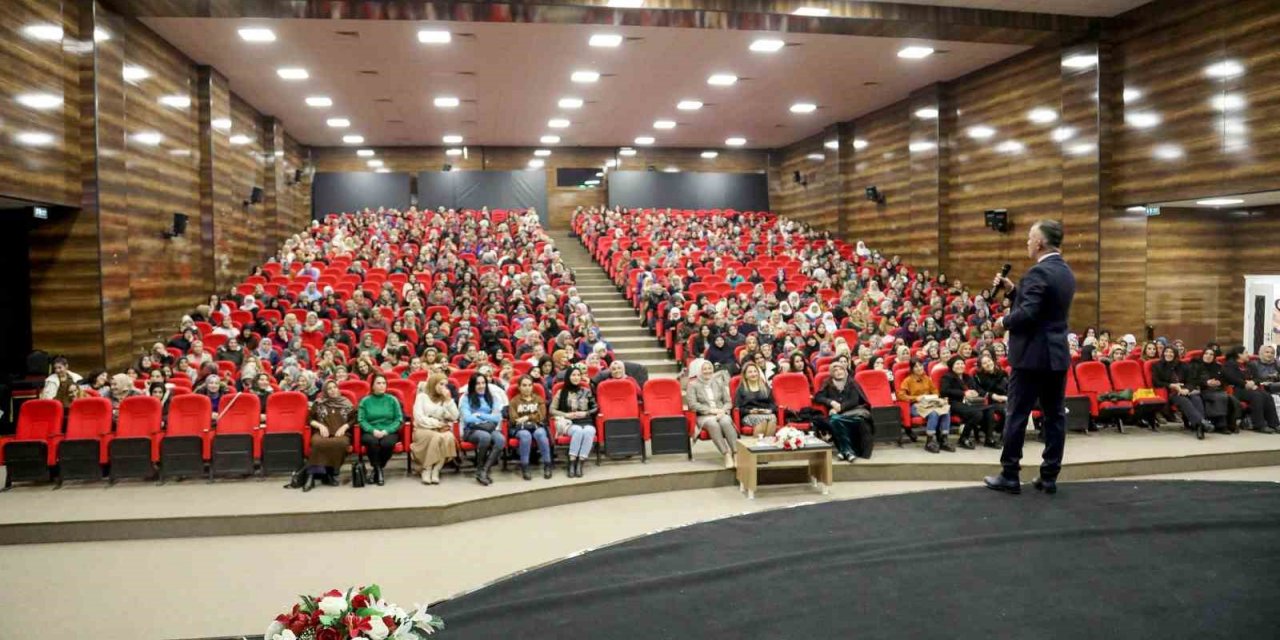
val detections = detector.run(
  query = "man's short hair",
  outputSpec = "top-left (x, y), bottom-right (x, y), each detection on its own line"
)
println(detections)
top-left (1034, 219), bottom-right (1064, 248)
top-left (53, 355), bottom-right (69, 367)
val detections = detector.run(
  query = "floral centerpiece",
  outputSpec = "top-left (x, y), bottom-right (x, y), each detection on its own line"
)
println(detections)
top-left (266, 585), bottom-right (444, 640)
top-left (775, 426), bottom-right (806, 450)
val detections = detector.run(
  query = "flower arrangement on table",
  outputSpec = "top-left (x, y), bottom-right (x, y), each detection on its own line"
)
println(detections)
top-left (266, 584), bottom-right (444, 640)
top-left (775, 426), bottom-right (807, 450)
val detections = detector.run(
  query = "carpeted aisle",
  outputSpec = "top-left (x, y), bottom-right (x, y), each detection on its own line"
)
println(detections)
top-left (431, 481), bottom-right (1280, 639)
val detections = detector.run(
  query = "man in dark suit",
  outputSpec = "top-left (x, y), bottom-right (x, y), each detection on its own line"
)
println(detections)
top-left (984, 220), bottom-right (1076, 495)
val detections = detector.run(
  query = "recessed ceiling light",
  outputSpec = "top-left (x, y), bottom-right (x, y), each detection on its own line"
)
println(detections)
top-left (343, 135), bottom-right (364, 144)
top-left (558, 97), bottom-right (584, 109)
top-left (914, 108), bottom-right (938, 119)
top-left (159, 95), bottom-right (191, 109)
top-left (1126, 112), bottom-right (1161, 129)
top-left (357, 149), bottom-right (375, 157)
top-left (1062, 54), bottom-right (1098, 69)
top-left (1152, 144), bottom-right (1183, 160)
top-left (793, 7), bottom-right (830, 17)
top-left (1027, 108), bottom-right (1058, 123)
top-left (1204, 60), bottom-right (1243, 78)
top-left (228, 134), bottom-right (251, 146)
top-left (605, 159), bottom-right (618, 167)
top-left (277, 67), bottom-right (309, 80)
top-left (434, 96), bottom-right (460, 108)
top-left (238, 28), bottom-right (276, 42)
top-left (528, 159), bottom-right (545, 168)
top-left (619, 148), bottom-right (637, 156)
top-left (1050, 127), bottom-right (1075, 142)
top-left (595, 172), bottom-right (604, 177)
top-left (653, 120), bottom-right (676, 129)
top-left (807, 153), bottom-right (825, 161)
top-left (133, 132), bottom-right (164, 146)
top-left (662, 167), bottom-right (679, 173)
top-left (898, 46), bottom-right (934, 59)
top-left (707, 73), bottom-right (737, 86)
top-left (1211, 93), bottom-right (1245, 111)
top-left (534, 149), bottom-right (552, 157)
top-left (1125, 206), bottom-right (1146, 213)
top-left (22, 25), bottom-right (63, 41)
top-left (824, 140), bottom-right (838, 150)
top-left (571, 70), bottom-right (600, 83)
top-left (16, 93), bottom-right (62, 110)
top-left (994, 140), bottom-right (1023, 154)
top-left (169, 149), bottom-right (191, 157)
top-left (548, 118), bottom-right (571, 128)
top-left (442, 134), bottom-right (464, 144)
top-left (94, 27), bottom-right (110, 42)
top-left (589, 34), bottom-right (623, 47)
top-left (540, 135), bottom-right (561, 144)
top-left (852, 139), bottom-right (868, 150)
top-left (677, 100), bottom-right (703, 111)
top-left (445, 148), bottom-right (463, 156)
top-left (123, 65), bottom-right (150, 82)
top-left (375, 168), bottom-right (391, 173)
top-left (1067, 142), bottom-right (1095, 155)
top-left (750, 39), bottom-right (785, 53)
top-left (701, 151), bottom-right (719, 159)
top-left (1122, 88), bottom-right (1142, 103)
top-left (909, 141), bottom-right (936, 152)
top-left (211, 118), bottom-right (232, 130)
top-left (966, 125), bottom-right (995, 139)
top-left (1196, 198), bottom-right (1244, 206)
top-left (367, 160), bottom-right (384, 168)
top-left (790, 103), bottom-right (817, 114)
top-left (607, 0), bottom-right (644, 7)
top-left (15, 131), bottom-right (54, 146)
top-left (725, 137), bottom-right (746, 147)
top-left (305, 96), bottom-right (333, 107)
top-left (327, 118), bottom-right (350, 128)
top-left (635, 136), bottom-right (655, 145)
top-left (418, 30), bottom-right (451, 44)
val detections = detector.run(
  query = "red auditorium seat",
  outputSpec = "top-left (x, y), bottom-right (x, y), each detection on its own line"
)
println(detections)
top-left (210, 393), bottom-right (262, 479)
top-left (107, 395), bottom-right (162, 482)
top-left (56, 397), bottom-right (113, 484)
top-left (161, 394), bottom-right (213, 482)
top-left (0, 399), bottom-right (63, 487)
top-left (1074, 361), bottom-right (1133, 430)
top-left (854, 370), bottom-right (906, 442)
top-left (339, 379), bottom-right (371, 400)
top-left (771, 373), bottom-right (814, 431)
top-left (596, 379), bottom-right (642, 462)
top-left (641, 379), bottom-right (695, 458)
top-left (1109, 360), bottom-right (1165, 427)
top-left (263, 392), bottom-right (310, 475)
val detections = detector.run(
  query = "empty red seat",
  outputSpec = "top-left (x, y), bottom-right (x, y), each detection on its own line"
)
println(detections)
top-left (263, 391), bottom-right (310, 474)
top-left (56, 397), bottom-right (113, 483)
top-left (107, 395), bottom-right (162, 481)
top-left (1075, 361), bottom-right (1133, 425)
top-left (771, 373), bottom-right (813, 431)
top-left (211, 393), bottom-right (262, 478)
top-left (161, 394), bottom-right (213, 481)
top-left (0, 399), bottom-right (64, 487)
top-left (596, 379), bottom-right (641, 461)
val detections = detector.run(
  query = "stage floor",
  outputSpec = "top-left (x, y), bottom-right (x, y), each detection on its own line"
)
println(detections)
top-left (1, 428), bottom-right (1278, 544)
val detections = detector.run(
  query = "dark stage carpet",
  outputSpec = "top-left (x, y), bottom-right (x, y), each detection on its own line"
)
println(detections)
top-left (432, 481), bottom-right (1280, 639)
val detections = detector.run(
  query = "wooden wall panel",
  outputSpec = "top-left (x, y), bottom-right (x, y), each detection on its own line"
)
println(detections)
top-left (1145, 208), bottom-right (1236, 346)
top-left (122, 17), bottom-right (202, 356)
top-left (769, 131), bottom-right (837, 232)
top-left (907, 85), bottom-right (946, 273)
top-left (280, 133), bottom-right (312, 241)
top-left (219, 94), bottom-right (268, 289)
top-left (0, 0), bottom-right (82, 207)
top-left (94, 5), bottom-right (133, 370)
top-left (1112, 0), bottom-right (1280, 205)
top-left (844, 103), bottom-right (914, 264)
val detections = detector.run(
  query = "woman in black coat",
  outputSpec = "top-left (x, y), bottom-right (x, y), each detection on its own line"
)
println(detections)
top-left (938, 356), bottom-right (993, 450)
top-left (1189, 348), bottom-right (1237, 433)
top-left (705, 333), bottom-right (738, 376)
top-left (971, 354), bottom-right (1008, 448)
top-left (1151, 347), bottom-right (1214, 439)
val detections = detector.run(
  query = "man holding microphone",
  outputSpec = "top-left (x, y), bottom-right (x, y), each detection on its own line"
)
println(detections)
top-left (984, 220), bottom-right (1076, 495)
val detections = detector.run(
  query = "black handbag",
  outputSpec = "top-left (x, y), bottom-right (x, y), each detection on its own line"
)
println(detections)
top-left (351, 458), bottom-right (367, 488)
top-left (283, 467), bottom-right (308, 489)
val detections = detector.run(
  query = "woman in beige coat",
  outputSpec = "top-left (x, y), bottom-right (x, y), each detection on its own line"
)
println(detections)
top-left (685, 358), bottom-right (738, 469)
top-left (411, 373), bottom-right (460, 485)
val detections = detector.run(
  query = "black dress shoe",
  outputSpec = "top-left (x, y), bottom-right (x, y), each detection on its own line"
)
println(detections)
top-left (1032, 477), bottom-right (1058, 494)
top-left (301, 475), bottom-right (316, 492)
top-left (1195, 422), bottom-right (1205, 440)
top-left (959, 438), bottom-right (976, 450)
top-left (543, 464), bottom-right (553, 479)
top-left (521, 465), bottom-right (532, 481)
top-left (373, 467), bottom-right (385, 486)
top-left (984, 475), bottom-right (1021, 494)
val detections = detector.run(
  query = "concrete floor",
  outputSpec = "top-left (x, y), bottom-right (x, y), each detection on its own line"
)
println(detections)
top-left (0, 466), bottom-right (1276, 639)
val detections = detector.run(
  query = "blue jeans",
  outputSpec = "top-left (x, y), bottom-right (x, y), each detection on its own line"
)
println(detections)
top-left (568, 423), bottom-right (596, 459)
top-left (912, 406), bottom-right (950, 435)
top-left (515, 426), bottom-right (552, 466)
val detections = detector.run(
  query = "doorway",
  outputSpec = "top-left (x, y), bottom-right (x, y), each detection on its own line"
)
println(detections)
top-left (1244, 275), bottom-right (1280, 354)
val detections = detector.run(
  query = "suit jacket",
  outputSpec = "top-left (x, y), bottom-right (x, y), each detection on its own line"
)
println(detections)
top-left (1004, 254), bottom-right (1076, 372)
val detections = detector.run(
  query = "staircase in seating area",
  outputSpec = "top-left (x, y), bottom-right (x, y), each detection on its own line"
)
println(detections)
top-left (556, 232), bottom-right (681, 378)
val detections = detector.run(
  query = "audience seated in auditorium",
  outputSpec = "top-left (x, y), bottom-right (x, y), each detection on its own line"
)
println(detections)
top-left (459, 373), bottom-right (507, 486)
top-left (734, 361), bottom-right (778, 437)
top-left (508, 375), bottom-right (553, 480)
top-left (39, 356), bottom-right (82, 409)
top-left (685, 359), bottom-right (737, 469)
top-left (358, 373), bottom-right (403, 486)
top-left (306, 380), bottom-right (353, 490)
top-left (411, 373), bottom-right (459, 485)
top-left (551, 366), bottom-right (598, 478)
top-left (1223, 346), bottom-right (1279, 434)
top-left (813, 361), bottom-right (872, 461)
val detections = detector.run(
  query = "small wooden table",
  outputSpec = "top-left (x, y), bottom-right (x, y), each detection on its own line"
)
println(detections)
top-left (735, 439), bottom-right (834, 499)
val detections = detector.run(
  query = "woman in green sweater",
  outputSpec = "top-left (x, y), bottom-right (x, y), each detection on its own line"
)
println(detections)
top-left (358, 373), bottom-right (404, 485)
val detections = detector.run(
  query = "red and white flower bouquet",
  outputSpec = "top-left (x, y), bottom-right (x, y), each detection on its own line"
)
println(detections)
top-left (266, 585), bottom-right (444, 640)
top-left (775, 426), bottom-right (806, 450)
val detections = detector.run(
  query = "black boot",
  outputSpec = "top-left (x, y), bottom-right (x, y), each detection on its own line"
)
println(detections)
top-left (373, 465), bottom-right (385, 486)
top-left (301, 473), bottom-right (316, 492)
top-left (939, 434), bottom-right (956, 452)
top-left (567, 459), bottom-right (577, 478)
top-left (924, 435), bottom-right (940, 454)
top-left (475, 465), bottom-right (492, 486)
top-left (322, 468), bottom-right (340, 486)
top-left (543, 463), bottom-right (554, 479)
top-left (521, 464), bottom-right (532, 481)
top-left (578, 458), bottom-right (587, 477)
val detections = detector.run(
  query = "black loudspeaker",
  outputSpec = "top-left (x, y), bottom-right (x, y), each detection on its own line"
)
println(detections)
top-left (793, 170), bottom-right (802, 183)
top-left (292, 169), bottom-right (303, 183)
top-left (442, 164), bottom-right (452, 172)
top-left (250, 186), bottom-right (264, 204)
top-left (984, 209), bottom-right (1009, 233)
top-left (165, 213), bottom-right (188, 239)
top-left (865, 186), bottom-right (884, 204)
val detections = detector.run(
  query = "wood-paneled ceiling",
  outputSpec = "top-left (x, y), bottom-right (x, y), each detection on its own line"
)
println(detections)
top-left (143, 18), bottom-right (1028, 149)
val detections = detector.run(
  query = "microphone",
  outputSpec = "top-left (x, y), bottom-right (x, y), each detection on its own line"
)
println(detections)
top-left (993, 263), bottom-right (1012, 295)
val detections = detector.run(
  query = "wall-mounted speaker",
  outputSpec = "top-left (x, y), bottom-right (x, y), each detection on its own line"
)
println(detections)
top-left (164, 212), bottom-right (188, 239)
top-left (984, 209), bottom-right (1010, 233)
top-left (865, 186), bottom-right (884, 204)
top-left (250, 186), bottom-right (264, 204)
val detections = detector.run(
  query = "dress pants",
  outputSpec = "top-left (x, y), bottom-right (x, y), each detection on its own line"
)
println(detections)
top-left (999, 368), bottom-right (1067, 482)
top-left (696, 414), bottom-right (738, 454)
top-left (1168, 393), bottom-right (1207, 426)
top-left (361, 431), bottom-right (399, 469)
top-left (1236, 388), bottom-right (1279, 429)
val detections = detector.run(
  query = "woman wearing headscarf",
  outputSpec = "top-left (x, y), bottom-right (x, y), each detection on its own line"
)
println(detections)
top-left (705, 333), bottom-right (738, 375)
top-left (685, 358), bottom-right (738, 469)
top-left (1150, 346), bottom-right (1213, 439)
top-left (305, 380), bottom-right (353, 490)
top-left (411, 373), bottom-right (460, 485)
